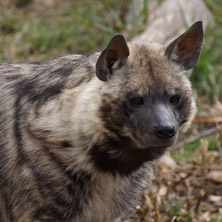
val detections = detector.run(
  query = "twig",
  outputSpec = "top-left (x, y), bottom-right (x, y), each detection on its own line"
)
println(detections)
top-left (194, 189), bottom-right (206, 215)
top-left (152, 193), bottom-right (161, 222)
top-left (172, 124), bottom-right (222, 150)
top-left (194, 116), bottom-right (222, 123)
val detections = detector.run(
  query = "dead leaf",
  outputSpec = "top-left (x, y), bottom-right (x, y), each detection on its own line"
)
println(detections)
top-left (207, 171), bottom-right (222, 183)
top-left (208, 195), bottom-right (222, 206)
top-left (159, 154), bottom-right (177, 169)
top-left (158, 185), bottom-right (167, 196)
top-left (171, 216), bottom-right (185, 222)
top-left (175, 184), bottom-right (187, 193)
top-left (199, 211), bottom-right (211, 222)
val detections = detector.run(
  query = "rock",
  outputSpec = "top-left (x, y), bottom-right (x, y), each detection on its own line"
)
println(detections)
top-left (134, 0), bottom-right (213, 45)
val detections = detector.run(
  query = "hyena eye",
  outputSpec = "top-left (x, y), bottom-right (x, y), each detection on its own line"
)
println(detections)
top-left (130, 97), bottom-right (144, 107)
top-left (170, 95), bottom-right (180, 105)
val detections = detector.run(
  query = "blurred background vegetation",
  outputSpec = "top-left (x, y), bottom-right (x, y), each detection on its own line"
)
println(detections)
top-left (0, 0), bottom-right (149, 60)
top-left (0, 0), bottom-right (221, 102)
top-left (0, 0), bottom-right (221, 221)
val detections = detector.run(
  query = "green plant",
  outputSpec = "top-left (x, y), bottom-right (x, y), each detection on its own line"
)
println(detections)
top-left (168, 203), bottom-right (193, 222)
top-left (190, 0), bottom-right (222, 102)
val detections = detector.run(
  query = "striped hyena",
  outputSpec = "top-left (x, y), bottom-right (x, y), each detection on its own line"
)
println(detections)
top-left (0, 21), bottom-right (203, 222)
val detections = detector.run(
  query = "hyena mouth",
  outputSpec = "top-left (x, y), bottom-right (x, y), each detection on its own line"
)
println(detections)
top-left (131, 131), bottom-right (178, 150)
top-left (128, 132), bottom-right (150, 149)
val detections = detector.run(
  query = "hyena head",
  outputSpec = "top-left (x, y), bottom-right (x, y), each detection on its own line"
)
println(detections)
top-left (95, 21), bottom-right (203, 153)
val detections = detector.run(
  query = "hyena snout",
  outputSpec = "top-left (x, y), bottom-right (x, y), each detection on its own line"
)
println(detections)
top-left (152, 103), bottom-right (177, 140)
top-left (153, 124), bottom-right (176, 140)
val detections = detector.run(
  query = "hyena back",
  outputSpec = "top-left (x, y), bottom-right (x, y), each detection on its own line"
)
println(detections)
top-left (0, 21), bottom-right (203, 222)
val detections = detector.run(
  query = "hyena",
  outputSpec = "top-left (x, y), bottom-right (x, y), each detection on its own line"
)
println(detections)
top-left (0, 21), bottom-right (203, 222)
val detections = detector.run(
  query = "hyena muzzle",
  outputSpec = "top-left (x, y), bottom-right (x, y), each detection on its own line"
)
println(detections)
top-left (0, 21), bottom-right (203, 222)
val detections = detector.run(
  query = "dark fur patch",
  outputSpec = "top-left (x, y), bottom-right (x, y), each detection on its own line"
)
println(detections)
top-left (99, 99), bottom-right (128, 137)
top-left (33, 205), bottom-right (66, 222)
top-left (61, 141), bottom-right (73, 148)
top-left (5, 74), bottom-right (21, 81)
top-left (32, 169), bottom-right (90, 221)
top-left (45, 147), bottom-right (91, 187)
top-left (15, 66), bottom-right (74, 106)
top-left (89, 136), bottom-right (165, 175)
top-left (35, 148), bottom-right (91, 220)
top-left (4, 193), bottom-right (15, 222)
top-left (14, 97), bottom-right (29, 166)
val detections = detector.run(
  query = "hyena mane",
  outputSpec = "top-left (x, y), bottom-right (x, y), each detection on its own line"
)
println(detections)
top-left (0, 21), bottom-right (203, 222)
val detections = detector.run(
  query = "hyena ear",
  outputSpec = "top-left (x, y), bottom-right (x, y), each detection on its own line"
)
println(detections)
top-left (96, 34), bottom-right (130, 81)
top-left (164, 21), bottom-right (203, 70)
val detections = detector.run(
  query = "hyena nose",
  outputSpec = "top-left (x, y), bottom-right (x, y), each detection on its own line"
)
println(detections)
top-left (153, 125), bottom-right (176, 139)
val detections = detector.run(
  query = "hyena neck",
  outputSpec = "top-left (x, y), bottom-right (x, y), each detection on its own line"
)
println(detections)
top-left (89, 135), bottom-right (166, 176)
